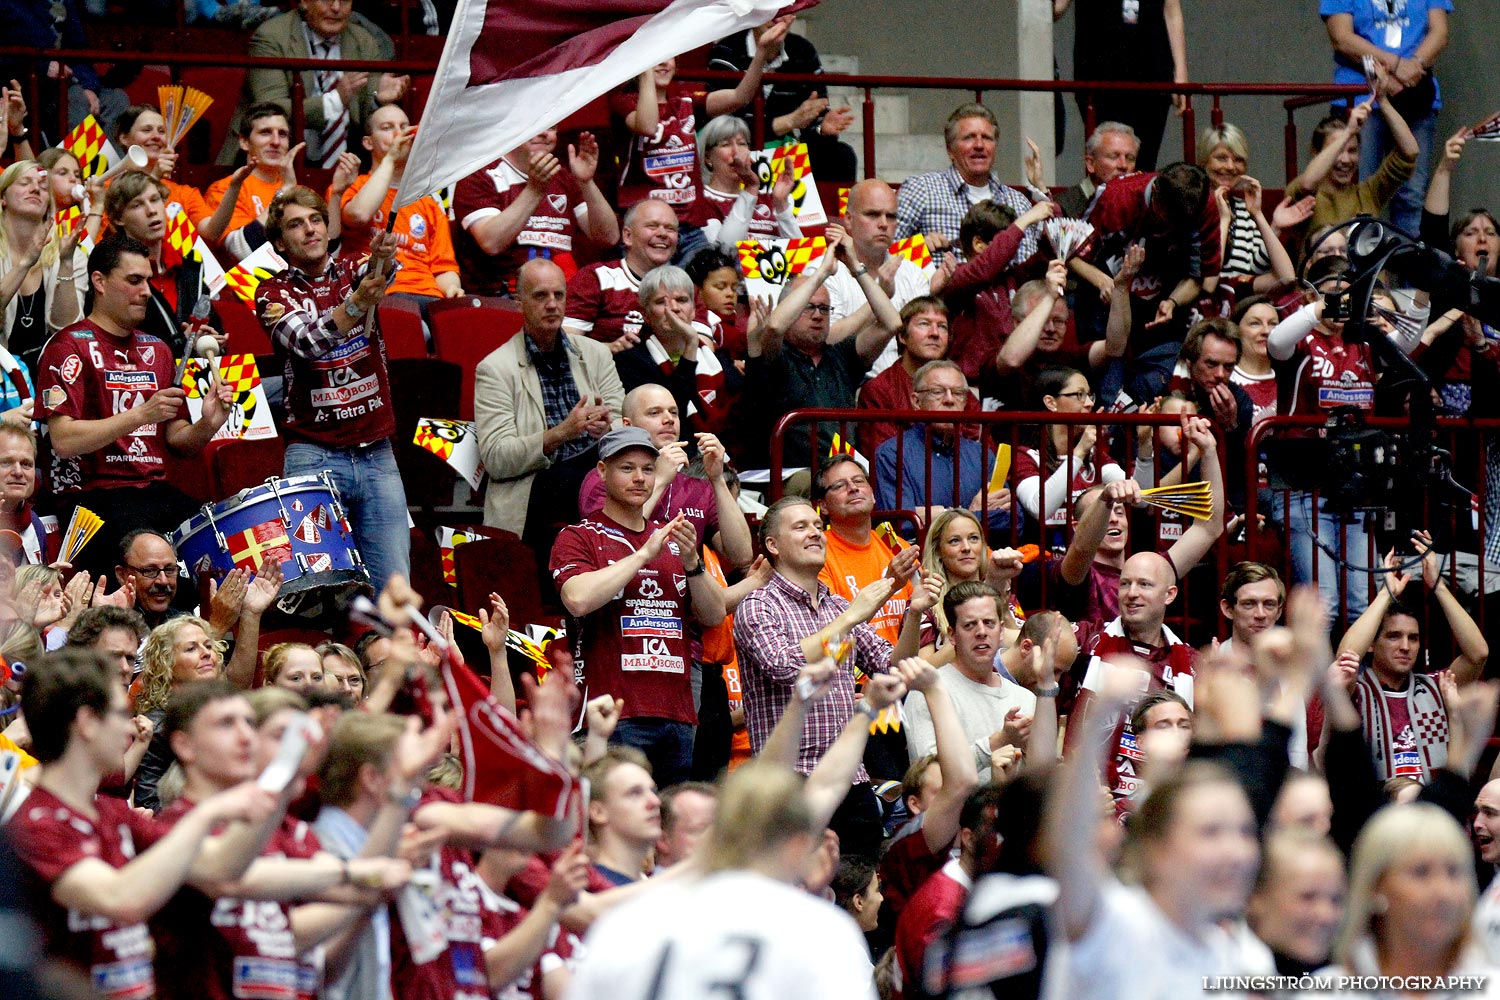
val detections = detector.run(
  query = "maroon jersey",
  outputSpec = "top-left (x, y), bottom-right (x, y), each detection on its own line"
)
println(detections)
top-left (1085, 171), bottom-right (1222, 302)
top-left (11, 787), bottom-right (165, 1000)
top-left (504, 852), bottom-right (614, 909)
top-left (564, 261), bottom-right (646, 346)
top-left (892, 861), bottom-right (971, 1000)
top-left (475, 877), bottom-right (580, 1000)
top-left (612, 85), bottom-right (708, 210)
top-left (1013, 441), bottom-right (1121, 527)
top-left (453, 157), bottom-right (586, 296)
top-left (550, 513), bottom-right (697, 724)
top-left (1277, 330), bottom-right (1374, 428)
top-left (681, 184), bottom-right (783, 238)
top-left (392, 788), bottom-right (490, 1000)
top-left (878, 813), bottom-right (949, 923)
top-left (152, 798), bottom-right (308, 1000)
top-left (36, 320), bottom-right (180, 493)
top-left (255, 256), bottom-right (396, 449)
top-left (1231, 366), bottom-right (1278, 432)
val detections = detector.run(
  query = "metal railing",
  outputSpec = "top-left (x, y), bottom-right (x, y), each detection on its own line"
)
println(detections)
top-left (15, 39), bottom-right (1362, 182)
top-left (766, 407), bottom-right (1232, 642)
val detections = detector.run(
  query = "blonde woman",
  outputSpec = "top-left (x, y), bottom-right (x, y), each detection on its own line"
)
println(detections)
top-left (1311, 804), bottom-right (1499, 997)
top-left (918, 507), bottom-right (1023, 654)
top-left (1197, 123), bottom-right (1300, 292)
top-left (262, 641), bottom-right (324, 696)
top-left (0, 159), bottom-right (87, 378)
top-left (132, 615), bottom-right (230, 811)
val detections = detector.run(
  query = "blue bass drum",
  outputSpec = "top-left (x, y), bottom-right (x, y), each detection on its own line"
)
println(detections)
top-left (173, 474), bottom-right (370, 616)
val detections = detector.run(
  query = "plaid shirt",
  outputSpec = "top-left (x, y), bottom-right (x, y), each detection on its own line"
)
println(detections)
top-left (525, 331), bottom-right (590, 463)
top-left (732, 570), bottom-right (891, 779)
top-left (260, 255), bottom-right (372, 359)
top-left (894, 166), bottom-right (1040, 259)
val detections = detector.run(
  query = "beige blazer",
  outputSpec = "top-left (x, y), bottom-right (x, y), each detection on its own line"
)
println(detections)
top-left (474, 330), bottom-right (623, 535)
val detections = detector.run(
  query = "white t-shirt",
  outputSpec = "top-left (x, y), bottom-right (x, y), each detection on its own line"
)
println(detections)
top-left (966, 183), bottom-right (992, 205)
top-left (1065, 882), bottom-right (1273, 1000)
top-left (902, 663), bottom-right (1038, 780)
top-left (824, 258), bottom-right (931, 377)
top-left (567, 871), bottom-right (877, 1000)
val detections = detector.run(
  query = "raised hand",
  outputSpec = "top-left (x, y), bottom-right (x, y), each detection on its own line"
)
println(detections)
top-left (244, 559), bottom-right (284, 616)
top-left (585, 694), bottom-right (624, 741)
top-left (788, 92), bottom-right (828, 131)
top-left (520, 669), bottom-right (579, 763)
top-left (525, 151), bottom-right (563, 192)
top-left (863, 671), bottom-right (906, 710)
top-left (695, 433), bottom-right (726, 481)
top-left (998, 706), bottom-right (1033, 748)
top-left (795, 657), bottom-right (838, 704)
top-left (667, 516), bottom-right (700, 570)
top-left (92, 575), bottom-right (134, 609)
top-left (743, 554), bottom-right (773, 590)
top-left (883, 544), bottom-right (919, 586)
top-left (1024, 135), bottom-right (1045, 189)
top-left (569, 132), bottom-right (600, 184)
top-left (908, 568), bottom-right (942, 615)
top-left (771, 161), bottom-right (796, 212)
top-left (990, 744), bottom-right (1024, 783)
top-left (1412, 529), bottom-right (1442, 590)
top-left (643, 513), bottom-right (691, 560)
top-left (895, 656), bottom-right (940, 692)
top-left (1271, 195), bottom-right (1316, 231)
top-left (334, 71), bottom-right (371, 106)
top-left (1382, 548), bottom-right (1413, 598)
top-left (281, 142), bottom-right (305, 189)
top-left (478, 593), bottom-right (509, 654)
top-left (329, 151), bottom-right (363, 197)
top-left (377, 73), bottom-right (411, 104)
top-left (542, 841), bottom-right (592, 907)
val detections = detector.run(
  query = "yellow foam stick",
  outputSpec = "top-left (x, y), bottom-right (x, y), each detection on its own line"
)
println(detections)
top-left (989, 444), bottom-right (1012, 492)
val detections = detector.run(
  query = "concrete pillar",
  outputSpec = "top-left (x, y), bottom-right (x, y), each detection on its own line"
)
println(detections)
top-left (1016, 0), bottom-right (1055, 185)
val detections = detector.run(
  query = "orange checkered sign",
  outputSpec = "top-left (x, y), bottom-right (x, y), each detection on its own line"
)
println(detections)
top-left (889, 234), bottom-right (933, 271)
top-left (438, 525), bottom-right (479, 585)
top-left (228, 519), bottom-right (291, 571)
top-left (752, 141), bottom-right (828, 225)
top-left (59, 115), bottom-right (119, 179)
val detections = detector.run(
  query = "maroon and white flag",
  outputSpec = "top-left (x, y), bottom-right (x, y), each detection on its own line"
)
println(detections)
top-left (396, 0), bottom-right (816, 208)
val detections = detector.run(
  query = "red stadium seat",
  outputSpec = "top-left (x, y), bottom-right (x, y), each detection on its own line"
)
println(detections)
top-left (207, 436), bottom-right (287, 499)
top-left (378, 297), bottom-right (430, 358)
top-left (219, 298), bottom-right (273, 358)
top-left (388, 357), bottom-right (464, 509)
top-left (427, 297), bottom-right (525, 421)
top-left (257, 626), bottom-right (332, 658)
top-left (452, 531), bottom-right (547, 632)
top-left (408, 524), bottom-right (455, 609)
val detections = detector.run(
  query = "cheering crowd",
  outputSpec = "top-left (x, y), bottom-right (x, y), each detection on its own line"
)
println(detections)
top-left (2, 0), bottom-right (1500, 997)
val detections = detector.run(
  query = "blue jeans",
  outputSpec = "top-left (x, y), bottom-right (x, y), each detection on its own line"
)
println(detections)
top-left (611, 718), bottom-right (694, 790)
top-left (285, 439), bottom-right (410, 591)
top-left (1360, 106), bottom-right (1436, 237)
top-left (1287, 491), bottom-right (1371, 625)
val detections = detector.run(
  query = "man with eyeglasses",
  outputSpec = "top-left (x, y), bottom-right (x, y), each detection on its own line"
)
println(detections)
top-left (855, 296), bottom-right (983, 457)
top-left (748, 224), bottom-right (900, 469)
top-left (1218, 561), bottom-right (1307, 768)
top-left (116, 530), bottom-right (186, 629)
top-left (873, 360), bottom-right (1018, 540)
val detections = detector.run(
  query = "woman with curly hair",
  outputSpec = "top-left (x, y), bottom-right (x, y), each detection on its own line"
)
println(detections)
top-left (132, 615), bottom-right (226, 810)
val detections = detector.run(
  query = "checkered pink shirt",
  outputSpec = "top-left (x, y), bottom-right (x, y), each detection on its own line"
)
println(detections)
top-left (732, 571), bottom-right (892, 778)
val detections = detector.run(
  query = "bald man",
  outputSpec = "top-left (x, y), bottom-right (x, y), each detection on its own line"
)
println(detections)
top-left (1474, 780), bottom-right (1500, 956)
top-left (475, 257), bottom-right (624, 541)
top-left (576, 383), bottom-right (752, 567)
top-left (824, 179), bottom-right (936, 377)
top-left (1066, 549), bottom-right (1200, 809)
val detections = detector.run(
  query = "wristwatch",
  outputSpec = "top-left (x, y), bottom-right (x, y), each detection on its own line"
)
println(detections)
top-left (344, 298), bottom-right (367, 320)
top-left (386, 784), bottom-right (422, 811)
top-left (1035, 685), bottom-right (1061, 699)
top-left (684, 563), bottom-right (705, 578)
top-left (854, 700), bottom-right (880, 721)
top-left (851, 263), bottom-right (869, 277)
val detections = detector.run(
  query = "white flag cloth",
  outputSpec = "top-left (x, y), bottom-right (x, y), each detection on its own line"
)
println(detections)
top-left (396, 0), bottom-right (812, 208)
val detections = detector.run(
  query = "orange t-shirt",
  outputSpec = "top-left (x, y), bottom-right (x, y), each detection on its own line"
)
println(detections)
top-left (163, 179), bottom-right (211, 229)
top-left (701, 548), bottom-right (751, 768)
top-left (204, 171), bottom-right (284, 237)
top-left (818, 528), bottom-right (913, 647)
top-left (335, 174), bottom-right (458, 298)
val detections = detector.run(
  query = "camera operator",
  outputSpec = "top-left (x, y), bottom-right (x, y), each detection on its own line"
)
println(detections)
top-left (1267, 256), bottom-right (1377, 624)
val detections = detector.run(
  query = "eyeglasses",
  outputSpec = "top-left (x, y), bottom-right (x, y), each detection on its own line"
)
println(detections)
top-left (914, 388), bottom-right (966, 401)
top-left (125, 564), bottom-right (177, 580)
top-left (1056, 390), bottom-right (1095, 402)
top-left (801, 304), bottom-right (833, 316)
